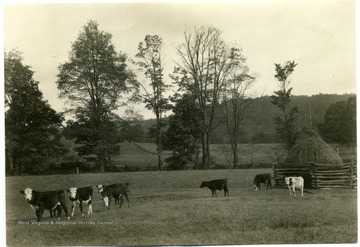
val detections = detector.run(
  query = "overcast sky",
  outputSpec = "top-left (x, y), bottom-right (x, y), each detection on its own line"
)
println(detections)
top-left (3, 0), bottom-right (356, 119)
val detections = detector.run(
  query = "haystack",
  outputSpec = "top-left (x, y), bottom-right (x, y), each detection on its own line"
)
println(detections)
top-left (285, 129), bottom-right (343, 165)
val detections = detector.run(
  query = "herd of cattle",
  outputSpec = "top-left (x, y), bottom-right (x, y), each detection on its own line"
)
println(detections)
top-left (19, 183), bottom-right (130, 222)
top-left (19, 174), bottom-right (304, 222)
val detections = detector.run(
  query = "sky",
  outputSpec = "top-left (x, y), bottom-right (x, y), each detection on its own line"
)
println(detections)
top-left (3, 0), bottom-right (356, 119)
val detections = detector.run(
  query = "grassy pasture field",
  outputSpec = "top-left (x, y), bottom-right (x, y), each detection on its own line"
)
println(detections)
top-left (110, 142), bottom-right (354, 169)
top-left (6, 169), bottom-right (357, 246)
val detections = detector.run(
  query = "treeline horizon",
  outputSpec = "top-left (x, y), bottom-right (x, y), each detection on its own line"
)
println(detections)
top-left (112, 93), bottom-right (355, 145)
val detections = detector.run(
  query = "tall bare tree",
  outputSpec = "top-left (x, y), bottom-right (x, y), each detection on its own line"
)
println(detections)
top-left (173, 26), bottom-right (241, 169)
top-left (135, 35), bottom-right (170, 171)
top-left (222, 53), bottom-right (256, 168)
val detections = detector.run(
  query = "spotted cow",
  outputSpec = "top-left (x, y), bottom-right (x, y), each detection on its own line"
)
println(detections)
top-left (66, 186), bottom-right (93, 217)
top-left (97, 183), bottom-right (130, 209)
top-left (20, 188), bottom-right (70, 222)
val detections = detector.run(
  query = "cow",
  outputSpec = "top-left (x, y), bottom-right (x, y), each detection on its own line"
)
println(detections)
top-left (253, 173), bottom-right (272, 191)
top-left (66, 186), bottom-right (93, 217)
top-left (200, 179), bottom-right (229, 197)
top-left (96, 183), bottom-right (130, 209)
top-left (20, 188), bottom-right (70, 222)
top-left (285, 176), bottom-right (304, 197)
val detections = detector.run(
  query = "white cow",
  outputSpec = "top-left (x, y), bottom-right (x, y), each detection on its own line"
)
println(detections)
top-left (285, 176), bottom-right (304, 197)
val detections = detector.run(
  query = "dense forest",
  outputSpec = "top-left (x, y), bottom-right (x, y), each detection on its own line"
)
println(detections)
top-left (139, 93), bottom-right (355, 145)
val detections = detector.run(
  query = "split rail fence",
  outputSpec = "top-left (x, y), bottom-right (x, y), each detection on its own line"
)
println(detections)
top-left (274, 162), bottom-right (357, 189)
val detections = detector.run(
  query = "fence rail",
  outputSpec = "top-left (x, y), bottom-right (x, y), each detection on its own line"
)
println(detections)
top-left (274, 162), bottom-right (357, 189)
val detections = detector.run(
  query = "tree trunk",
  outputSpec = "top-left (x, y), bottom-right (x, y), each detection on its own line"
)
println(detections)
top-left (7, 152), bottom-right (14, 175)
top-left (157, 115), bottom-right (163, 171)
top-left (206, 131), bottom-right (212, 169)
top-left (201, 133), bottom-right (207, 169)
top-left (99, 153), bottom-right (105, 173)
top-left (195, 142), bottom-right (200, 169)
top-left (232, 142), bottom-right (238, 169)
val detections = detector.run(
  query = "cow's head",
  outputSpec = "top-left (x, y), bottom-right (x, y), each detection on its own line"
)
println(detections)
top-left (285, 177), bottom-right (293, 186)
top-left (20, 188), bottom-right (33, 201)
top-left (253, 184), bottom-right (259, 191)
top-left (66, 187), bottom-right (78, 200)
top-left (97, 184), bottom-right (104, 193)
top-left (96, 184), bottom-right (106, 201)
top-left (200, 182), bottom-right (205, 188)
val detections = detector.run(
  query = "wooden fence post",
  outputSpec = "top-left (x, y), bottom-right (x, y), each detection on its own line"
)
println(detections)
top-left (350, 159), bottom-right (354, 189)
top-left (312, 163), bottom-right (317, 189)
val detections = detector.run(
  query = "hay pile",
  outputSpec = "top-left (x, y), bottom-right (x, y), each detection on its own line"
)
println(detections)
top-left (285, 129), bottom-right (343, 165)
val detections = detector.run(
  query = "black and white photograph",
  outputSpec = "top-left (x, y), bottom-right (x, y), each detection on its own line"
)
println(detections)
top-left (2, 0), bottom-right (357, 246)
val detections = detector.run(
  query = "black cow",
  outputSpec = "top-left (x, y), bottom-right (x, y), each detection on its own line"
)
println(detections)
top-left (200, 179), bottom-right (229, 197)
top-left (96, 183), bottom-right (130, 209)
top-left (66, 186), bottom-right (93, 217)
top-left (20, 188), bottom-right (70, 222)
top-left (253, 173), bottom-right (272, 191)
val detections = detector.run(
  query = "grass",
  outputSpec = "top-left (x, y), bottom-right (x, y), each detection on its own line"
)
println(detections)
top-left (6, 169), bottom-right (357, 246)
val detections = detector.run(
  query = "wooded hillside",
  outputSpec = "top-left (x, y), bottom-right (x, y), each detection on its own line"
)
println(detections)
top-left (141, 93), bottom-right (354, 144)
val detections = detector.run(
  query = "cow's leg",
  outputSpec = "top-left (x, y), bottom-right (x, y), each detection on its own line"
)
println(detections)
top-left (124, 194), bottom-right (130, 208)
top-left (108, 197), bottom-right (112, 210)
top-left (214, 190), bottom-right (218, 197)
top-left (119, 195), bottom-right (123, 208)
top-left (36, 208), bottom-right (44, 222)
top-left (35, 210), bottom-right (41, 222)
top-left (301, 186), bottom-right (304, 197)
top-left (60, 201), bottom-right (70, 220)
top-left (79, 202), bottom-right (84, 216)
top-left (57, 205), bottom-right (62, 218)
top-left (71, 202), bottom-right (76, 217)
top-left (288, 186), bottom-right (292, 196)
top-left (224, 187), bottom-right (229, 197)
top-left (292, 186), bottom-right (297, 197)
top-left (88, 202), bottom-right (92, 215)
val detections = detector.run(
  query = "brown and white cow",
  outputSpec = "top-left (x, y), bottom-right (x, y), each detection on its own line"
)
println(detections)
top-left (20, 188), bottom-right (70, 221)
top-left (97, 183), bottom-right (130, 209)
top-left (285, 176), bottom-right (304, 197)
top-left (66, 186), bottom-right (93, 217)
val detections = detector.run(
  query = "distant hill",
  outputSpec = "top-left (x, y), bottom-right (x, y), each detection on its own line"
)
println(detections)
top-left (140, 93), bottom-right (355, 144)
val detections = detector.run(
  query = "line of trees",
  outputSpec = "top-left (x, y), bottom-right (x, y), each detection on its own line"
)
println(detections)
top-left (5, 20), bottom-right (356, 174)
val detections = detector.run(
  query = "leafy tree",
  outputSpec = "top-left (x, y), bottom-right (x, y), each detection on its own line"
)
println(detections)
top-left (165, 94), bottom-right (202, 170)
top-left (221, 51), bottom-right (256, 168)
top-left (173, 26), bottom-right (242, 169)
top-left (56, 20), bottom-right (138, 172)
top-left (5, 49), bottom-right (65, 175)
top-left (271, 61), bottom-right (299, 149)
top-left (318, 96), bottom-right (356, 148)
top-left (135, 35), bottom-right (171, 171)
